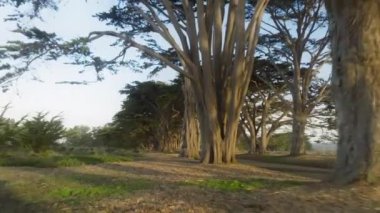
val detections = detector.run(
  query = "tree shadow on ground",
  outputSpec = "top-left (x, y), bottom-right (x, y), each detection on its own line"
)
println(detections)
top-left (124, 154), bottom-right (328, 182)
top-left (2, 154), bottom-right (377, 212)
top-left (237, 158), bottom-right (332, 180)
top-left (96, 162), bottom-right (208, 180)
top-left (0, 181), bottom-right (49, 213)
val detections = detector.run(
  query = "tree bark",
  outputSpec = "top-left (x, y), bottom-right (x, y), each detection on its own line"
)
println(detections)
top-left (327, 0), bottom-right (380, 184)
top-left (290, 110), bottom-right (307, 156)
top-left (248, 127), bottom-right (257, 154)
top-left (260, 105), bottom-right (269, 154)
top-left (180, 78), bottom-right (200, 159)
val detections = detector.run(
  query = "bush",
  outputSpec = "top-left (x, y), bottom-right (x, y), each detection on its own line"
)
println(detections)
top-left (268, 132), bottom-right (312, 152)
top-left (17, 113), bottom-right (65, 152)
top-left (0, 117), bottom-right (23, 147)
top-left (64, 125), bottom-right (93, 146)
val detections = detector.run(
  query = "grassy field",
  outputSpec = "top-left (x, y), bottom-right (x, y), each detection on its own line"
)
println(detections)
top-left (0, 153), bottom-right (378, 212)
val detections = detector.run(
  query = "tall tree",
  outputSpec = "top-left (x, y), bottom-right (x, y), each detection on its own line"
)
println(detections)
top-left (326, 0), bottom-right (380, 184)
top-left (259, 0), bottom-right (330, 156)
top-left (1, 0), bottom-right (269, 163)
top-left (113, 80), bottom-right (183, 152)
top-left (96, 1), bottom-right (202, 160)
top-left (240, 59), bottom-right (292, 154)
top-left (88, 0), bottom-right (269, 163)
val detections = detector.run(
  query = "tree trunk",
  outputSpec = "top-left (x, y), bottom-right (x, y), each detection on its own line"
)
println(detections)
top-left (198, 105), bottom-right (224, 164)
top-left (195, 85), bottom-right (239, 164)
top-left (327, 0), bottom-right (380, 184)
top-left (242, 107), bottom-right (258, 155)
top-left (290, 106), bottom-right (307, 156)
top-left (259, 103), bottom-right (269, 154)
top-left (249, 128), bottom-right (257, 155)
top-left (260, 125), bottom-right (268, 155)
top-left (180, 78), bottom-right (200, 159)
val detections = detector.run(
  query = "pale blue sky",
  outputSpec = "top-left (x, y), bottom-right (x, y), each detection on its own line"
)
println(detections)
top-left (0, 0), bottom-right (177, 127)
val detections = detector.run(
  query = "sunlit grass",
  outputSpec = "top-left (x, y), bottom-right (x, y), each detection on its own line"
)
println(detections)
top-left (185, 178), bottom-right (305, 191)
top-left (50, 179), bottom-right (152, 200)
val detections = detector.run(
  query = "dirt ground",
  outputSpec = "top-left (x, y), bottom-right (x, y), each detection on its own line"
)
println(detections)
top-left (0, 153), bottom-right (379, 212)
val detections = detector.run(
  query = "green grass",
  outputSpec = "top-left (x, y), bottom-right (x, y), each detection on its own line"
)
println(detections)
top-left (50, 179), bottom-right (152, 200)
top-left (185, 178), bottom-right (305, 192)
top-left (238, 154), bottom-right (336, 169)
top-left (3, 173), bottom-right (154, 205)
top-left (0, 151), bottom-right (134, 168)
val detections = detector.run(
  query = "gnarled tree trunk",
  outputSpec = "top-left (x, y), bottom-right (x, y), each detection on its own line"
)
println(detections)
top-left (327, 0), bottom-right (380, 184)
top-left (180, 78), bottom-right (200, 159)
top-left (290, 108), bottom-right (307, 156)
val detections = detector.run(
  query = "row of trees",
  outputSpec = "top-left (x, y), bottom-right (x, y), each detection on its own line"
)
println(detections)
top-left (1, 0), bottom-right (380, 184)
top-left (0, 0), bottom-right (330, 159)
top-left (101, 61), bottom-right (325, 155)
top-left (0, 110), bottom-right (64, 152)
top-left (84, 0), bottom-right (331, 161)
top-left (0, 108), bottom-right (125, 152)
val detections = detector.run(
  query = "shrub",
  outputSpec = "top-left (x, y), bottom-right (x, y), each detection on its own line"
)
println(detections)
top-left (268, 132), bottom-right (312, 152)
top-left (0, 117), bottom-right (24, 147)
top-left (17, 113), bottom-right (65, 152)
top-left (64, 126), bottom-right (93, 146)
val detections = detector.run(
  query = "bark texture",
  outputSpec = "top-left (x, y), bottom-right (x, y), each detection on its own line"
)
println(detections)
top-left (290, 110), bottom-right (307, 156)
top-left (327, 0), bottom-right (380, 184)
top-left (180, 78), bottom-right (200, 159)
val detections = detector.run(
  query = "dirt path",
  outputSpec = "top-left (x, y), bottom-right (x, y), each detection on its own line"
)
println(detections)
top-left (0, 153), bottom-right (379, 212)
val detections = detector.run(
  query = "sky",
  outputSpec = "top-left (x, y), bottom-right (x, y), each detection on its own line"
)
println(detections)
top-left (0, 0), bottom-right (177, 127)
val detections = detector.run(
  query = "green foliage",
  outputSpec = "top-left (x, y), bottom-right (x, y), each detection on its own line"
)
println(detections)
top-left (17, 113), bottom-right (64, 152)
top-left (2, 172), bottom-right (153, 206)
top-left (0, 0), bottom-right (58, 16)
top-left (268, 133), bottom-right (312, 152)
top-left (64, 125), bottom-right (93, 146)
top-left (91, 124), bottom-right (120, 148)
top-left (0, 150), bottom-right (133, 168)
top-left (185, 178), bottom-right (304, 192)
top-left (0, 117), bottom-right (23, 147)
top-left (50, 179), bottom-right (151, 200)
top-left (55, 157), bottom-right (85, 167)
top-left (111, 80), bottom-right (183, 151)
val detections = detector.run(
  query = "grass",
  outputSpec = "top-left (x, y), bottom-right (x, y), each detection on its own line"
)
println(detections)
top-left (185, 178), bottom-right (305, 192)
top-left (0, 148), bottom-right (149, 208)
top-left (238, 153), bottom-right (336, 169)
top-left (49, 179), bottom-right (152, 200)
top-left (2, 172), bottom-right (154, 206)
top-left (0, 150), bottom-right (136, 168)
